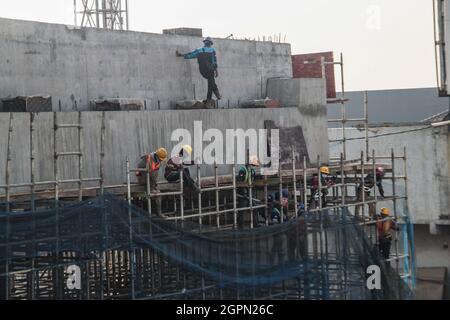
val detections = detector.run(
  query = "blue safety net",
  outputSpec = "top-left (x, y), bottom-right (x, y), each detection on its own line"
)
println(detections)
top-left (0, 194), bottom-right (414, 300)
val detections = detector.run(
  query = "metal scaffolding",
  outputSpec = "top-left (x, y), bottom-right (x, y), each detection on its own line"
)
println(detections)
top-left (0, 113), bottom-right (416, 299)
top-left (74, 0), bottom-right (129, 30)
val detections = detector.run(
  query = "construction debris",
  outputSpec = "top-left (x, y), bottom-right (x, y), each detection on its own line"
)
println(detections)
top-left (173, 100), bottom-right (216, 110)
top-left (240, 98), bottom-right (280, 109)
top-left (91, 98), bottom-right (144, 111)
top-left (1, 95), bottom-right (52, 112)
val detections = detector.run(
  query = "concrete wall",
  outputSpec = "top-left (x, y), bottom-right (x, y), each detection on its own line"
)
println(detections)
top-left (0, 17), bottom-right (293, 111)
top-left (414, 225), bottom-right (450, 299)
top-left (329, 125), bottom-right (450, 225)
top-left (0, 107), bottom-right (329, 194)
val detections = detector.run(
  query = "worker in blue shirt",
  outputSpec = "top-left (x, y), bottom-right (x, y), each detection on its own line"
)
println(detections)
top-left (176, 37), bottom-right (222, 103)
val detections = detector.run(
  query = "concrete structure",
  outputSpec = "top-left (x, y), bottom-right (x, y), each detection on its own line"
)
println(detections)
top-left (329, 124), bottom-right (450, 299)
top-left (0, 107), bottom-right (329, 194)
top-left (435, 0), bottom-right (450, 96)
top-left (329, 125), bottom-right (450, 224)
top-left (328, 88), bottom-right (450, 127)
top-left (0, 17), bottom-right (292, 111)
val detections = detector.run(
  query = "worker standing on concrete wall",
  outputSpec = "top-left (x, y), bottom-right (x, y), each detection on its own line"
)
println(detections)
top-left (355, 167), bottom-right (385, 219)
top-left (136, 148), bottom-right (168, 192)
top-left (176, 37), bottom-right (222, 104)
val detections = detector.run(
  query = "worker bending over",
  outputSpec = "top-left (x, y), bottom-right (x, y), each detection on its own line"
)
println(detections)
top-left (355, 167), bottom-right (386, 219)
top-left (136, 148), bottom-right (168, 192)
top-left (164, 145), bottom-right (200, 193)
top-left (376, 207), bottom-right (397, 260)
top-left (176, 37), bottom-right (221, 104)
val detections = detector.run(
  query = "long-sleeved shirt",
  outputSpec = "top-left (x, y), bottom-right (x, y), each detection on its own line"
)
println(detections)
top-left (184, 46), bottom-right (218, 70)
top-left (359, 173), bottom-right (385, 197)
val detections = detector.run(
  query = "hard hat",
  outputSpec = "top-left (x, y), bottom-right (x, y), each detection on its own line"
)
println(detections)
top-left (320, 166), bottom-right (330, 175)
top-left (203, 37), bottom-right (213, 45)
top-left (380, 207), bottom-right (390, 216)
top-left (249, 155), bottom-right (260, 167)
top-left (376, 167), bottom-right (385, 177)
top-left (155, 148), bottom-right (168, 161)
top-left (182, 145), bottom-right (193, 156)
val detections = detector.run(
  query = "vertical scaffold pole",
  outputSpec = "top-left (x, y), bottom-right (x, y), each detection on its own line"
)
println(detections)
top-left (361, 151), bottom-right (366, 222)
top-left (264, 174), bottom-right (269, 226)
top-left (4, 112), bottom-right (13, 300)
top-left (197, 164), bottom-right (203, 228)
top-left (126, 158), bottom-right (131, 205)
top-left (279, 152), bottom-right (283, 223)
top-left (180, 165), bottom-right (184, 226)
top-left (78, 112), bottom-right (83, 202)
top-left (145, 161), bottom-right (152, 218)
top-left (364, 91), bottom-right (369, 162)
top-left (340, 53), bottom-right (347, 160)
top-left (303, 156), bottom-right (308, 211)
top-left (100, 111), bottom-right (106, 196)
top-left (317, 155), bottom-right (322, 210)
top-left (232, 164), bottom-right (238, 229)
top-left (30, 112), bottom-right (36, 300)
top-left (53, 112), bottom-right (62, 299)
top-left (127, 161), bottom-right (136, 300)
top-left (214, 161), bottom-right (219, 228)
top-left (292, 149), bottom-right (298, 217)
top-left (372, 150), bottom-right (378, 244)
top-left (391, 148), bottom-right (400, 275)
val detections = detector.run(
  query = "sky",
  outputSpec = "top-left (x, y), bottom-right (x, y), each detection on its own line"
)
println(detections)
top-left (0, 0), bottom-right (437, 92)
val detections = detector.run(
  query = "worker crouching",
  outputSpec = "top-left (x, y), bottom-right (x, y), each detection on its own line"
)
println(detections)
top-left (136, 148), bottom-right (168, 192)
top-left (164, 145), bottom-right (200, 194)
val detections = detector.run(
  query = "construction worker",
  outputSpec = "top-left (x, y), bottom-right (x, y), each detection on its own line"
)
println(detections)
top-left (268, 190), bottom-right (289, 224)
top-left (355, 167), bottom-right (386, 219)
top-left (136, 148), bottom-right (168, 192)
top-left (236, 155), bottom-right (260, 228)
top-left (376, 207), bottom-right (397, 260)
top-left (164, 145), bottom-right (200, 193)
top-left (176, 37), bottom-right (221, 104)
top-left (309, 166), bottom-right (334, 209)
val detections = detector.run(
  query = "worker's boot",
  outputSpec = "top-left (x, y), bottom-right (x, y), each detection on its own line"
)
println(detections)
top-left (213, 89), bottom-right (222, 100)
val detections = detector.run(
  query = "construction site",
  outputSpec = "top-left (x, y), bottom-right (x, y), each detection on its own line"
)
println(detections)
top-left (0, 0), bottom-right (448, 301)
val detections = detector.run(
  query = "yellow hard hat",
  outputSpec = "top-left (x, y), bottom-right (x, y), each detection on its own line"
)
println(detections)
top-left (380, 207), bottom-right (390, 216)
top-left (182, 145), bottom-right (193, 156)
top-left (320, 166), bottom-right (330, 175)
top-left (249, 155), bottom-right (260, 167)
top-left (155, 148), bottom-right (168, 161)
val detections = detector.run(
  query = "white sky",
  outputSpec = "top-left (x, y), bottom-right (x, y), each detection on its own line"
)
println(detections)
top-left (0, 0), bottom-right (437, 92)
